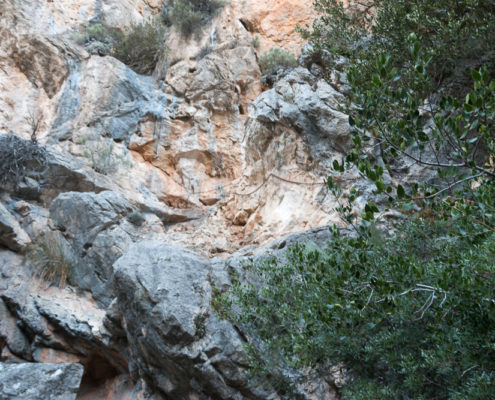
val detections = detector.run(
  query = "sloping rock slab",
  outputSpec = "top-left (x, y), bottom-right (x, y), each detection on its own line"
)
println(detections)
top-left (0, 362), bottom-right (84, 400)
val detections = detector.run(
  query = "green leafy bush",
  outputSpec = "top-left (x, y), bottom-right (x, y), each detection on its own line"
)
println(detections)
top-left (218, 209), bottom-right (495, 398)
top-left (258, 47), bottom-right (298, 75)
top-left (169, 0), bottom-right (225, 38)
top-left (72, 23), bottom-right (114, 56)
top-left (29, 231), bottom-right (77, 288)
top-left (216, 1), bottom-right (495, 398)
top-left (301, 0), bottom-right (495, 95)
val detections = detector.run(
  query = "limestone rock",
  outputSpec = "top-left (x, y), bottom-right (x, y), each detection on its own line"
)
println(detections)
top-left (12, 36), bottom-right (70, 99)
top-left (0, 362), bottom-right (84, 400)
top-left (0, 202), bottom-right (31, 252)
top-left (231, 0), bottom-right (317, 54)
top-left (113, 241), bottom-right (274, 399)
top-left (0, 298), bottom-right (31, 360)
top-left (52, 56), bottom-right (169, 143)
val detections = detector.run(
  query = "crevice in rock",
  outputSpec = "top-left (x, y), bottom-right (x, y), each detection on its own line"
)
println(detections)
top-left (76, 353), bottom-right (122, 399)
top-left (239, 18), bottom-right (255, 33)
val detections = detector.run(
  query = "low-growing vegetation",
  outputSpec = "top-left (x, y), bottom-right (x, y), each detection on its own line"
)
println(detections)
top-left (0, 134), bottom-right (47, 189)
top-left (81, 135), bottom-right (132, 175)
top-left (127, 210), bottom-right (146, 226)
top-left (28, 231), bottom-right (77, 288)
top-left (73, 20), bottom-right (166, 75)
top-left (252, 34), bottom-right (260, 49)
top-left (167, 0), bottom-right (225, 38)
top-left (258, 47), bottom-right (298, 75)
top-left (218, 212), bottom-right (495, 398)
top-left (111, 20), bottom-right (166, 75)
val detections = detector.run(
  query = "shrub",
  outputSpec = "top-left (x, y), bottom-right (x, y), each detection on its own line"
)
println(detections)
top-left (72, 23), bottom-right (114, 56)
top-left (252, 34), bottom-right (260, 49)
top-left (169, 0), bottom-right (225, 38)
top-left (28, 231), bottom-right (77, 288)
top-left (0, 134), bottom-right (46, 190)
top-left (218, 212), bottom-right (495, 398)
top-left (111, 20), bottom-right (166, 75)
top-left (258, 47), bottom-right (297, 75)
top-left (300, 0), bottom-right (495, 95)
top-left (84, 23), bottom-right (111, 43)
top-left (82, 136), bottom-right (132, 175)
top-left (216, 1), bottom-right (495, 397)
top-left (127, 210), bottom-right (145, 226)
top-left (73, 20), bottom-right (166, 75)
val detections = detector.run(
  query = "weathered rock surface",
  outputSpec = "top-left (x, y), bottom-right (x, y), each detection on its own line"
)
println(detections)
top-left (49, 190), bottom-right (174, 305)
top-left (112, 241), bottom-right (273, 399)
top-left (0, 202), bottom-right (31, 251)
top-left (0, 298), bottom-right (31, 360)
top-left (0, 362), bottom-right (84, 400)
top-left (231, 0), bottom-right (317, 54)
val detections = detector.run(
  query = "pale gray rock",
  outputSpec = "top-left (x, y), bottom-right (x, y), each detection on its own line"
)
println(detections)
top-left (113, 241), bottom-right (273, 400)
top-left (50, 191), bottom-right (132, 249)
top-left (0, 202), bottom-right (31, 252)
top-left (48, 190), bottom-right (188, 305)
top-left (246, 67), bottom-right (351, 171)
top-left (51, 56), bottom-right (170, 143)
top-left (0, 362), bottom-right (84, 400)
top-left (49, 190), bottom-right (132, 304)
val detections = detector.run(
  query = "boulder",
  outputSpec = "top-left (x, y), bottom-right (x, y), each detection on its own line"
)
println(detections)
top-left (49, 191), bottom-right (132, 304)
top-left (246, 67), bottom-right (351, 164)
top-left (0, 362), bottom-right (84, 400)
top-left (113, 241), bottom-right (273, 399)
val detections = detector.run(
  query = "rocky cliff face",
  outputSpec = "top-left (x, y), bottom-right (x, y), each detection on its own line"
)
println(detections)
top-left (0, 0), bottom-right (367, 398)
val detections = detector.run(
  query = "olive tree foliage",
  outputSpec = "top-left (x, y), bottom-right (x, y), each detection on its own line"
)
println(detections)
top-left (216, 1), bottom-right (495, 399)
top-left (297, 0), bottom-right (495, 223)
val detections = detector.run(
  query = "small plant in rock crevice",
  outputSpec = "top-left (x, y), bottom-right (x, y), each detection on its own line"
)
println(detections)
top-left (167, 0), bottom-right (226, 38)
top-left (258, 47), bottom-right (298, 76)
top-left (252, 35), bottom-right (261, 49)
top-left (81, 135), bottom-right (133, 175)
top-left (127, 210), bottom-right (146, 226)
top-left (194, 312), bottom-right (208, 338)
top-left (28, 231), bottom-right (77, 288)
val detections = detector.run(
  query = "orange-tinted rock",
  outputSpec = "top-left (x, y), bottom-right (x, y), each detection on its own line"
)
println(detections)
top-left (231, 0), bottom-right (317, 55)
